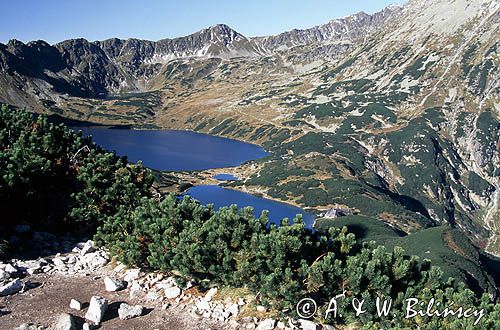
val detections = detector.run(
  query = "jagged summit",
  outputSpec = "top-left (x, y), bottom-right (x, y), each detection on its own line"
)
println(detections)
top-left (252, 6), bottom-right (402, 51)
top-left (2, 5), bottom-right (398, 62)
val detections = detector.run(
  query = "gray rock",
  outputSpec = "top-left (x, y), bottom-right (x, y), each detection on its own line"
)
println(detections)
top-left (52, 258), bottom-right (66, 267)
top-left (4, 263), bottom-right (18, 275)
top-left (240, 316), bottom-right (256, 323)
top-left (195, 298), bottom-right (211, 311)
top-left (0, 278), bottom-right (22, 296)
top-left (118, 303), bottom-right (143, 320)
top-left (146, 290), bottom-right (161, 301)
top-left (257, 319), bottom-right (276, 330)
top-left (0, 269), bottom-right (9, 281)
top-left (123, 268), bottom-right (141, 282)
top-left (104, 276), bottom-right (125, 291)
top-left (204, 287), bottom-right (217, 301)
top-left (66, 256), bottom-right (77, 264)
top-left (81, 253), bottom-right (107, 269)
top-left (69, 299), bottom-right (83, 311)
top-left (80, 240), bottom-right (96, 255)
top-left (129, 282), bottom-right (143, 299)
top-left (164, 286), bottom-right (181, 299)
top-left (53, 313), bottom-right (77, 330)
top-left (0, 305), bottom-right (10, 316)
top-left (256, 305), bottom-right (267, 312)
top-left (14, 323), bottom-right (43, 330)
top-left (26, 266), bottom-right (42, 275)
top-left (298, 319), bottom-right (320, 330)
top-left (227, 303), bottom-right (239, 316)
top-left (113, 263), bottom-right (127, 273)
top-left (85, 296), bottom-right (108, 325)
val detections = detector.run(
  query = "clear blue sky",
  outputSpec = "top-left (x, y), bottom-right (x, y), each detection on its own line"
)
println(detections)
top-left (0, 0), bottom-right (407, 44)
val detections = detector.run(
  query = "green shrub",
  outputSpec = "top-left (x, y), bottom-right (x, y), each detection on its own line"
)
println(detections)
top-left (0, 105), bottom-right (153, 232)
top-left (94, 193), bottom-right (499, 327)
top-left (1, 105), bottom-right (498, 328)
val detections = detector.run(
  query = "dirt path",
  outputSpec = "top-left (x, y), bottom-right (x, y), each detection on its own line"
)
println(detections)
top-left (0, 271), bottom-right (229, 330)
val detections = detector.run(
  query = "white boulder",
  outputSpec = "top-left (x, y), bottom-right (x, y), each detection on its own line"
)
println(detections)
top-left (298, 319), bottom-right (320, 330)
top-left (0, 278), bottom-right (22, 296)
top-left (118, 303), bottom-right (143, 320)
top-left (164, 286), bottom-right (181, 299)
top-left (0, 269), bottom-right (9, 281)
top-left (4, 263), bottom-right (17, 275)
top-left (80, 240), bottom-right (96, 255)
top-left (53, 313), bottom-right (77, 330)
top-left (257, 318), bottom-right (276, 330)
top-left (69, 299), bottom-right (83, 311)
top-left (129, 282), bottom-right (144, 299)
top-left (256, 305), bottom-right (267, 312)
top-left (85, 296), bottom-right (108, 325)
top-left (204, 287), bottom-right (218, 301)
top-left (104, 276), bottom-right (125, 292)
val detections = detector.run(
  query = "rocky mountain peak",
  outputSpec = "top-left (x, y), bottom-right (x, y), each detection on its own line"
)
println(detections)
top-left (253, 5), bottom-right (402, 52)
top-left (205, 24), bottom-right (242, 40)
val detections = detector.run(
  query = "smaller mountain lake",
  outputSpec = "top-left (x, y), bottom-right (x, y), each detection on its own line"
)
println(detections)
top-left (184, 185), bottom-right (315, 228)
top-left (73, 127), bottom-right (269, 171)
top-left (213, 173), bottom-right (240, 181)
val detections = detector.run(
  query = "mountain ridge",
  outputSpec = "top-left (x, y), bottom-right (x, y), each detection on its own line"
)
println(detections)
top-left (0, 0), bottom-right (499, 259)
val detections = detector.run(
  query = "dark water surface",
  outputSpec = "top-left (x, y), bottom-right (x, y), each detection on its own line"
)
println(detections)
top-left (185, 185), bottom-right (315, 228)
top-left (73, 127), bottom-right (269, 171)
top-left (73, 127), bottom-right (314, 226)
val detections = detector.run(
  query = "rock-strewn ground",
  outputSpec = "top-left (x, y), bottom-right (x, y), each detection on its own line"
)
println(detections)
top-left (0, 235), bottom-right (325, 330)
top-left (0, 271), bottom-right (230, 330)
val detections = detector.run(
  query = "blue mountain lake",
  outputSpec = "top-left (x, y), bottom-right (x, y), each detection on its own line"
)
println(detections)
top-left (73, 127), bottom-right (269, 171)
top-left (73, 126), bottom-right (314, 226)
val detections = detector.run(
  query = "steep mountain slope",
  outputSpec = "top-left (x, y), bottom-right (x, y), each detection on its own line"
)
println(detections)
top-left (0, 0), bottom-right (498, 262)
top-left (254, 5), bottom-right (402, 62)
top-left (0, 7), bottom-right (398, 106)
